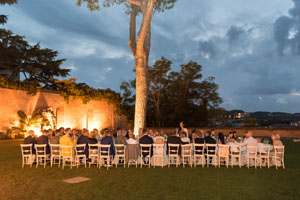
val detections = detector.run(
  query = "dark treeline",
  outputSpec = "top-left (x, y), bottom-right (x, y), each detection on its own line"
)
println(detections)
top-left (120, 57), bottom-right (222, 128)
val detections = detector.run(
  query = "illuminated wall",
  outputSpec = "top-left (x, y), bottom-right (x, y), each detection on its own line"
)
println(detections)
top-left (0, 88), bottom-right (126, 134)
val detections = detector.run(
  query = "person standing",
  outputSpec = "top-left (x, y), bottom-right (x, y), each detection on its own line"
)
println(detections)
top-left (177, 121), bottom-right (188, 137)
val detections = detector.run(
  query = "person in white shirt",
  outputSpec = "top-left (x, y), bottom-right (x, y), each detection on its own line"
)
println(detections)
top-left (241, 131), bottom-right (257, 146)
top-left (126, 133), bottom-right (138, 144)
top-left (180, 132), bottom-right (190, 144)
top-left (177, 121), bottom-right (188, 136)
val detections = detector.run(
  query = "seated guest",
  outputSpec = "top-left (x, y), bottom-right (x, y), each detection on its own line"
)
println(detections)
top-left (60, 128), bottom-right (77, 155)
top-left (23, 130), bottom-right (36, 154)
top-left (115, 129), bottom-right (127, 145)
top-left (93, 128), bottom-right (102, 142)
top-left (36, 130), bottom-right (50, 154)
top-left (204, 131), bottom-right (216, 145)
top-left (167, 131), bottom-right (182, 155)
top-left (101, 130), bottom-right (115, 157)
top-left (194, 131), bottom-right (205, 144)
top-left (217, 132), bottom-right (226, 144)
top-left (190, 130), bottom-right (196, 143)
top-left (180, 132), bottom-right (190, 144)
top-left (127, 132), bottom-right (138, 144)
top-left (139, 129), bottom-right (154, 163)
top-left (211, 129), bottom-right (217, 140)
top-left (154, 131), bottom-right (165, 144)
top-left (58, 127), bottom-right (65, 136)
top-left (204, 131), bottom-right (216, 162)
top-left (50, 130), bottom-right (60, 144)
top-left (232, 131), bottom-right (237, 140)
top-left (135, 128), bottom-right (143, 141)
top-left (77, 129), bottom-right (90, 157)
top-left (114, 127), bottom-right (121, 138)
top-left (271, 133), bottom-right (283, 146)
top-left (88, 131), bottom-right (98, 144)
top-left (194, 131), bottom-right (205, 154)
top-left (241, 131), bottom-right (257, 146)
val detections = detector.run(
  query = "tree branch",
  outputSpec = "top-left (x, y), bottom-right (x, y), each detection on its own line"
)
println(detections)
top-left (128, 4), bottom-right (138, 56)
top-left (136, 0), bottom-right (156, 51)
top-left (124, 0), bottom-right (142, 7)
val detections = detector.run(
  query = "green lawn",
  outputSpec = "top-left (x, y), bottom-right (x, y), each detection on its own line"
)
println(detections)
top-left (0, 140), bottom-right (299, 200)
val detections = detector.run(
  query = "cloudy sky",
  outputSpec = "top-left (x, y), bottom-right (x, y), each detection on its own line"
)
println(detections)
top-left (2, 0), bottom-right (300, 113)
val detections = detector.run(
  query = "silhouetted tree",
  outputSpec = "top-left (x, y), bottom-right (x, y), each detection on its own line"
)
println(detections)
top-left (77, 0), bottom-right (177, 135)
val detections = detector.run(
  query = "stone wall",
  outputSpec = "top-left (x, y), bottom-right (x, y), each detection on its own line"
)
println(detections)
top-left (151, 127), bottom-right (300, 138)
top-left (0, 88), bottom-right (126, 136)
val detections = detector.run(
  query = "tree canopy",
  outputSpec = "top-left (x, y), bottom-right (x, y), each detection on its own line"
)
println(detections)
top-left (0, 12), bottom-right (122, 110)
top-left (121, 57), bottom-right (223, 127)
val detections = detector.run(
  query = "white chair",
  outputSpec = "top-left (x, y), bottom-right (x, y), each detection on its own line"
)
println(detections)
top-left (126, 144), bottom-right (139, 168)
top-left (60, 145), bottom-right (73, 169)
top-left (88, 144), bottom-right (99, 168)
top-left (193, 144), bottom-right (205, 168)
top-left (206, 144), bottom-right (217, 167)
top-left (152, 144), bottom-right (164, 168)
top-left (258, 145), bottom-right (270, 168)
top-left (115, 144), bottom-right (126, 168)
top-left (140, 144), bottom-right (152, 168)
top-left (99, 144), bottom-right (111, 170)
top-left (272, 145), bottom-right (285, 169)
top-left (50, 144), bottom-right (60, 167)
top-left (168, 144), bottom-right (180, 167)
top-left (75, 144), bottom-right (87, 168)
top-left (230, 144), bottom-right (242, 168)
top-left (218, 144), bottom-right (230, 168)
top-left (35, 144), bottom-right (48, 168)
top-left (181, 144), bottom-right (192, 168)
top-left (246, 145), bottom-right (257, 169)
top-left (20, 144), bottom-right (35, 168)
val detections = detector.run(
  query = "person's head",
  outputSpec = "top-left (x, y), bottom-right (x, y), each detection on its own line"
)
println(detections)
top-left (245, 131), bottom-right (253, 138)
top-left (28, 130), bottom-right (35, 137)
top-left (155, 131), bottom-right (160, 137)
top-left (143, 128), bottom-right (147, 135)
top-left (232, 131), bottom-right (237, 138)
top-left (72, 129), bottom-right (77, 135)
top-left (48, 129), bottom-right (53, 135)
top-left (59, 127), bottom-right (64, 134)
top-left (257, 138), bottom-right (262, 143)
top-left (65, 128), bottom-right (71, 136)
top-left (93, 128), bottom-right (98, 134)
top-left (228, 132), bottom-right (233, 138)
top-left (218, 132), bottom-right (225, 144)
top-left (117, 127), bottom-right (121, 134)
top-left (195, 131), bottom-right (202, 138)
top-left (103, 130), bottom-right (110, 137)
top-left (128, 133), bottom-right (134, 139)
top-left (205, 131), bottom-right (211, 137)
top-left (271, 133), bottom-right (280, 140)
top-left (138, 128), bottom-right (143, 136)
top-left (171, 131), bottom-right (177, 136)
top-left (211, 129), bottom-right (215, 136)
top-left (42, 130), bottom-right (48, 136)
top-left (121, 129), bottom-right (127, 137)
top-left (179, 121), bottom-right (184, 127)
top-left (82, 128), bottom-right (89, 136)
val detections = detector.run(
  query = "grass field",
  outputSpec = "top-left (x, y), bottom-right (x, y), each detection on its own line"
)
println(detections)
top-left (0, 139), bottom-right (299, 200)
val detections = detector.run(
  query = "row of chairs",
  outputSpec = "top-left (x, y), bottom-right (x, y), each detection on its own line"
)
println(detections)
top-left (20, 143), bottom-right (285, 170)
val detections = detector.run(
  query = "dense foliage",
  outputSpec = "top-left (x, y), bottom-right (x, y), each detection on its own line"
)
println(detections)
top-left (0, 14), bottom-right (122, 111)
top-left (121, 57), bottom-right (223, 127)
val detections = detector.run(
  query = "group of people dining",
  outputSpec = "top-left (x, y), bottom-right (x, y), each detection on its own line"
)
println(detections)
top-left (22, 121), bottom-right (285, 168)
